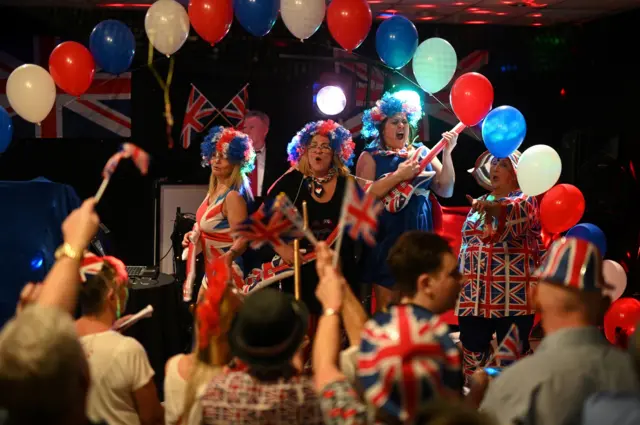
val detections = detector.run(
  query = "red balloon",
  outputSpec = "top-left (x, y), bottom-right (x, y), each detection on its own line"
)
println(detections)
top-left (189, 0), bottom-right (233, 46)
top-left (540, 184), bottom-right (585, 233)
top-left (327, 0), bottom-right (372, 52)
top-left (450, 72), bottom-right (494, 126)
top-left (49, 41), bottom-right (95, 97)
top-left (604, 297), bottom-right (640, 345)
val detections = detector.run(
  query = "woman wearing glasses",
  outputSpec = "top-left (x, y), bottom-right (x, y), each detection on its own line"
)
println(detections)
top-left (260, 120), bottom-right (357, 315)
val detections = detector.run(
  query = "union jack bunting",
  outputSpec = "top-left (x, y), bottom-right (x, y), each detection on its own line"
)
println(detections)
top-left (231, 200), bottom-right (301, 249)
top-left (536, 237), bottom-right (605, 292)
top-left (456, 191), bottom-right (544, 318)
top-left (181, 84), bottom-right (217, 149)
top-left (495, 324), bottom-right (521, 366)
top-left (221, 84), bottom-right (248, 127)
top-left (357, 305), bottom-right (462, 421)
top-left (333, 48), bottom-right (385, 137)
top-left (339, 178), bottom-right (383, 246)
top-left (0, 36), bottom-right (131, 138)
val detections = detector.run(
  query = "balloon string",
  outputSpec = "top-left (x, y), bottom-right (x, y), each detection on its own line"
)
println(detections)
top-left (148, 42), bottom-right (175, 147)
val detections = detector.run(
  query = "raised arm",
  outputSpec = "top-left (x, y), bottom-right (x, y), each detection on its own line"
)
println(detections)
top-left (356, 151), bottom-right (419, 199)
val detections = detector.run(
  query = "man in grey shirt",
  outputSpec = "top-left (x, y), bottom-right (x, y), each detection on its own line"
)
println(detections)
top-left (477, 237), bottom-right (639, 425)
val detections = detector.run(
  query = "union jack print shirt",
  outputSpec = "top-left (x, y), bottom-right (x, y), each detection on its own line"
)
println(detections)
top-left (455, 190), bottom-right (544, 318)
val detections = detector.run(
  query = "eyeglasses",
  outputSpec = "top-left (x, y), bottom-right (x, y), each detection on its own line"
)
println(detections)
top-left (309, 143), bottom-right (332, 152)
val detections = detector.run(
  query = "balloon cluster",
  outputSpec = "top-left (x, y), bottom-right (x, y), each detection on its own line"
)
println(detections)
top-left (2, 19), bottom-right (135, 154)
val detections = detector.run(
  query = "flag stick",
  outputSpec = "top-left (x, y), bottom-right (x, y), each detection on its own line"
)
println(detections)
top-left (332, 179), bottom-right (352, 268)
top-left (294, 201), bottom-right (309, 300)
top-left (95, 178), bottom-right (110, 202)
top-left (201, 83), bottom-right (249, 132)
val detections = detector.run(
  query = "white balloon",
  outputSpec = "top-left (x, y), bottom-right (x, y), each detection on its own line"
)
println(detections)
top-left (7, 64), bottom-right (56, 124)
top-left (281, 0), bottom-right (325, 41)
top-left (412, 38), bottom-right (457, 94)
top-left (517, 144), bottom-right (562, 196)
top-left (603, 260), bottom-right (627, 301)
top-left (145, 0), bottom-right (190, 56)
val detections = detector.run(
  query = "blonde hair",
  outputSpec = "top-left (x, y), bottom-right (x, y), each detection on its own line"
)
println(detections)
top-left (208, 164), bottom-right (252, 201)
top-left (180, 287), bottom-right (242, 424)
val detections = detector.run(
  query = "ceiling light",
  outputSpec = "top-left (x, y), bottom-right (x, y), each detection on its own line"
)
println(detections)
top-left (465, 20), bottom-right (489, 24)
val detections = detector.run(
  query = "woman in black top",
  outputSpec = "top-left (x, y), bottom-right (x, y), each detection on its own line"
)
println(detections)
top-left (264, 120), bottom-right (356, 314)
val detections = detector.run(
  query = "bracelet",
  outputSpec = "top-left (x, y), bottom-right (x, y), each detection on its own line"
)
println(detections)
top-left (322, 308), bottom-right (340, 317)
top-left (54, 242), bottom-right (83, 261)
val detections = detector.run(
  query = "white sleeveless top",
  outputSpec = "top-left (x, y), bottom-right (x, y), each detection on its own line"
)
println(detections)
top-left (164, 354), bottom-right (188, 425)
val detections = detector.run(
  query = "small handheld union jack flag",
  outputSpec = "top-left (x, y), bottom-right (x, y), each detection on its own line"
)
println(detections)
top-left (494, 324), bottom-right (521, 366)
top-left (339, 178), bottom-right (383, 246)
top-left (231, 200), bottom-right (301, 250)
top-left (274, 193), bottom-right (318, 245)
top-left (181, 84), bottom-right (217, 149)
top-left (97, 143), bottom-right (150, 201)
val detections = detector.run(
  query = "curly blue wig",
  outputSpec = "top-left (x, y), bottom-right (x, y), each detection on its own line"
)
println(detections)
top-left (200, 126), bottom-right (256, 175)
top-left (361, 92), bottom-right (423, 140)
top-left (286, 120), bottom-right (356, 167)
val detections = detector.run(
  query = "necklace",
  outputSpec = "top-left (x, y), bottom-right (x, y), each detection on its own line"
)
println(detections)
top-left (307, 168), bottom-right (336, 198)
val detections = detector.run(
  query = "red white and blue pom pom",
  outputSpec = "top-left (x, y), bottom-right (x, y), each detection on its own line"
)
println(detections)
top-left (286, 120), bottom-right (355, 167)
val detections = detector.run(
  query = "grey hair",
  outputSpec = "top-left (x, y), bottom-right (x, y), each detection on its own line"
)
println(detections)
top-left (0, 305), bottom-right (87, 422)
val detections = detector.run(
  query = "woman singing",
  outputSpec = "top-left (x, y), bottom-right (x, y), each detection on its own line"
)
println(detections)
top-left (264, 120), bottom-right (356, 314)
top-left (356, 92), bottom-right (458, 310)
top-left (182, 126), bottom-right (255, 301)
top-left (455, 150), bottom-right (543, 382)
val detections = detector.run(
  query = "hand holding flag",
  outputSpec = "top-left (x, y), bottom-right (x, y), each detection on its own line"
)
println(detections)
top-left (488, 324), bottom-right (522, 368)
top-left (96, 143), bottom-right (150, 202)
top-left (231, 200), bottom-right (302, 250)
top-left (274, 193), bottom-right (318, 246)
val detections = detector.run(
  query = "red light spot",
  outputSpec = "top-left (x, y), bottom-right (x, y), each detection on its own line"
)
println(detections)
top-left (560, 88), bottom-right (566, 96)
top-left (501, 0), bottom-right (514, 4)
top-left (418, 16), bottom-right (435, 20)
top-left (376, 14), bottom-right (393, 19)
top-left (452, 1), bottom-right (466, 5)
top-left (529, 13), bottom-right (542, 17)
top-left (465, 20), bottom-right (488, 24)
top-left (471, 9), bottom-right (493, 14)
top-left (468, 7), bottom-right (479, 10)
top-left (97, 2), bottom-right (151, 7)
top-left (384, 9), bottom-right (398, 13)
top-left (629, 161), bottom-right (637, 181)
top-left (532, 22), bottom-right (543, 26)
top-left (497, 12), bottom-right (508, 16)
top-left (415, 4), bottom-right (436, 8)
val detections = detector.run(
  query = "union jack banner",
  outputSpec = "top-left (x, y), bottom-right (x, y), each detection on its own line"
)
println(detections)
top-left (221, 84), bottom-right (248, 128)
top-left (231, 200), bottom-right (301, 249)
top-left (333, 48), bottom-right (385, 137)
top-left (357, 305), bottom-right (462, 421)
top-left (181, 84), bottom-right (216, 149)
top-left (339, 178), bottom-right (383, 246)
top-left (494, 324), bottom-right (521, 366)
top-left (0, 36), bottom-right (131, 138)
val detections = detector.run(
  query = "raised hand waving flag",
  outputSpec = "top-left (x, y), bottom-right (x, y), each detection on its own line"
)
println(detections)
top-left (231, 200), bottom-right (302, 249)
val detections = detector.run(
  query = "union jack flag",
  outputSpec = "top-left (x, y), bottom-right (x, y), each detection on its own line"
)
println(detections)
top-left (79, 253), bottom-right (105, 282)
top-left (357, 305), bottom-right (462, 421)
top-left (339, 178), bottom-right (383, 246)
top-left (102, 143), bottom-right (149, 179)
top-left (221, 84), bottom-right (248, 128)
top-left (333, 48), bottom-right (385, 137)
top-left (494, 324), bottom-right (521, 366)
top-left (181, 84), bottom-right (216, 149)
top-left (0, 36), bottom-right (131, 139)
top-left (231, 200), bottom-right (301, 249)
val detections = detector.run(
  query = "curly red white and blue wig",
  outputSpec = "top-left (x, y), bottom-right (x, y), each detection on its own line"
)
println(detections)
top-left (362, 92), bottom-right (422, 140)
top-left (286, 120), bottom-right (355, 167)
top-left (201, 126), bottom-right (256, 176)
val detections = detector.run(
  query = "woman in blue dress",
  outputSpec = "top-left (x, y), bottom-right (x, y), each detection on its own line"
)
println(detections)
top-left (356, 92), bottom-right (459, 310)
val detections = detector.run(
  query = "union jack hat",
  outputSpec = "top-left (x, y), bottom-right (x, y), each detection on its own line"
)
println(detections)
top-left (468, 150), bottom-right (521, 191)
top-left (357, 305), bottom-right (462, 421)
top-left (536, 237), bottom-right (606, 292)
top-left (79, 252), bottom-right (128, 286)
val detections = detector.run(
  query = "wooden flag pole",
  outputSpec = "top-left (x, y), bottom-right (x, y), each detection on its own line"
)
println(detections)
top-left (294, 201), bottom-right (309, 300)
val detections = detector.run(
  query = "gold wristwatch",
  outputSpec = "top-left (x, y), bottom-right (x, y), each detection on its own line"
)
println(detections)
top-left (54, 243), bottom-right (83, 261)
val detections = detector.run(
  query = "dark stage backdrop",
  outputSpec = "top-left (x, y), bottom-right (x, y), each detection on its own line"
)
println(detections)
top-left (0, 7), bottom-right (638, 294)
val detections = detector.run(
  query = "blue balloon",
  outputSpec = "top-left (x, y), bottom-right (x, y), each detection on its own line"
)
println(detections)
top-left (234, 0), bottom-right (279, 37)
top-left (376, 16), bottom-right (418, 69)
top-left (481, 105), bottom-right (527, 158)
top-left (90, 20), bottom-right (136, 75)
top-left (566, 223), bottom-right (607, 256)
top-left (0, 107), bottom-right (13, 154)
